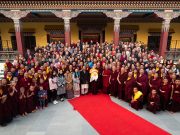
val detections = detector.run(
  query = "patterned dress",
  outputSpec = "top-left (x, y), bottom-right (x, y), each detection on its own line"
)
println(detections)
top-left (57, 75), bottom-right (66, 96)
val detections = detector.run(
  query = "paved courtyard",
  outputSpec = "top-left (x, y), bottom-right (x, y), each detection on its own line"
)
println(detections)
top-left (0, 96), bottom-right (180, 135)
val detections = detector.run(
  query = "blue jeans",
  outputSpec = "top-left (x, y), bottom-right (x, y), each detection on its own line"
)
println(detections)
top-left (39, 98), bottom-right (45, 108)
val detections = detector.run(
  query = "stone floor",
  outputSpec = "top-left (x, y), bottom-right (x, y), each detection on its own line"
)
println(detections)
top-left (0, 96), bottom-right (180, 135)
top-left (0, 100), bottom-right (98, 135)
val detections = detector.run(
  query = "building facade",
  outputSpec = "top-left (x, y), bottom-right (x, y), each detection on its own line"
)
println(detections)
top-left (0, 0), bottom-right (180, 57)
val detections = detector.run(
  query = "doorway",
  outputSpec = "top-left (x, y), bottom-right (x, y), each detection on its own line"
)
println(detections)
top-left (148, 36), bottom-right (172, 52)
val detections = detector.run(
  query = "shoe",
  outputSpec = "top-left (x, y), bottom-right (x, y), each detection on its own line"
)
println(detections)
top-left (53, 100), bottom-right (58, 104)
top-left (60, 98), bottom-right (64, 102)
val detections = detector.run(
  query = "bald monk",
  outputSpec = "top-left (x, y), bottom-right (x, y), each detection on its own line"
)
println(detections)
top-left (137, 69), bottom-right (148, 102)
top-left (124, 72), bottom-right (136, 102)
top-left (102, 65), bottom-right (111, 94)
top-left (159, 78), bottom-right (172, 110)
top-left (149, 73), bottom-right (161, 92)
top-left (109, 66), bottom-right (118, 97)
top-left (117, 67), bottom-right (128, 99)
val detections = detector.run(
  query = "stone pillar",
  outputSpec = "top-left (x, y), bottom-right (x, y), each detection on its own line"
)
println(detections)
top-left (114, 18), bottom-right (120, 48)
top-left (155, 10), bottom-right (180, 57)
top-left (51, 10), bottom-right (81, 46)
top-left (64, 18), bottom-right (71, 46)
top-left (0, 10), bottom-right (30, 55)
top-left (104, 10), bottom-right (132, 48)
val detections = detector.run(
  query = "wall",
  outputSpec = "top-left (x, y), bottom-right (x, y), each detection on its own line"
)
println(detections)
top-left (0, 22), bottom-right (180, 49)
top-left (105, 22), bottom-right (180, 48)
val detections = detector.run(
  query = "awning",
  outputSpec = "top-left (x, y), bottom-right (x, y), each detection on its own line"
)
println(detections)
top-left (148, 28), bottom-right (175, 33)
top-left (8, 28), bottom-right (35, 33)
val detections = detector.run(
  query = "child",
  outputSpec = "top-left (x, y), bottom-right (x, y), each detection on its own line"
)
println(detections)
top-left (38, 86), bottom-right (47, 109)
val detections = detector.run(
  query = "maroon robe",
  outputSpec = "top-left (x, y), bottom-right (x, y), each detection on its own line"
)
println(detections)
top-left (146, 94), bottom-right (160, 113)
top-left (109, 71), bottom-right (118, 97)
top-left (137, 74), bottom-right (148, 100)
top-left (26, 90), bottom-right (35, 113)
top-left (102, 69), bottom-right (111, 93)
top-left (150, 77), bottom-right (161, 92)
top-left (20, 77), bottom-right (31, 92)
top-left (124, 77), bottom-right (136, 102)
top-left (8, 87), bottom-right (19, 117)
top-left (131, 92), bottom-right (143, 110)
top-left (171, 84), bottom-right (180, 112)
top-left (0, 85), bottom-right (13, 125)
top-left (159, 84), bottom-right (171, 110)
top-left (117, 72), bottom-right (128, 99)
top-left (18, 94), bottom-right (26, 115)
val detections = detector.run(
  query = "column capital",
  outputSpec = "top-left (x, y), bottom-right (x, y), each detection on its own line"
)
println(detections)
top-left (0, 10), bottom-right (30, 20)
top-left (155, 10), bottom-right (180, 32)
top-left (104, 10), bottom-right (132, 20)
top-left (155, 10), bottom-right (180, 21)
top-left (51, 10), bottom-right (81, 20)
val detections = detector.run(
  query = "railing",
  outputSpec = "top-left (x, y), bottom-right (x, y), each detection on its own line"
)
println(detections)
top-left (165, 40), bottom-right (180, 62)
top-left (0, 51), bottom-right (19, 62)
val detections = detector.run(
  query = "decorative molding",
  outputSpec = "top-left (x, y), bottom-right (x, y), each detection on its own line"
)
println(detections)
top-left (0, 10), bottom-right (30, 20)
top-left (51, 10), bottom-right (81, 19)
top-left (104, 10), bottom-right (132, 20)
top-left (0, 1), bottom-right (179, 10)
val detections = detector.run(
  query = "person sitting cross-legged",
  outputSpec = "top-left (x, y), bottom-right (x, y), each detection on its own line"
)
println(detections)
top-left (130, 87), bottom-right (143, 110)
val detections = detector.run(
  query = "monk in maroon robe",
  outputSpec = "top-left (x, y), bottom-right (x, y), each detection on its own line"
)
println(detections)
top-left (124, 72), bottom-right (136, 102)
top-left (8, 81), bottom-right (19, 117)
top-left (0, 79), bottom-right (13, 126)
top-left (130, 87), bottom-right (143, 110)
top-left (4, 59), bottom-right (13, 71)
top-left (109, 66), bottom-right (118, 97)
top-left (146, 89), bottom-right (160, 114)
top-left (20, 73), bottom-right (31, 93)
top-left (137, 69), bottom-right (148, 103)
top-left (102, 65), bottom-right (111, 94)
top-left (18, 87), bottom-right (27, 116)
top-left (117, 67), bottom-right (128, 99)
top-left (159, 78), bottom-right (172, 110)
top-left (170, 78), bottom-right (180, 112)
top-left (26, 86), bottom-right (36, 113)
top-left (149, 73), bottom-right (161, 92)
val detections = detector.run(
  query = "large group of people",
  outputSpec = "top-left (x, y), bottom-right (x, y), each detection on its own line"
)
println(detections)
top-left (0, 40), bottom-right (180, 126)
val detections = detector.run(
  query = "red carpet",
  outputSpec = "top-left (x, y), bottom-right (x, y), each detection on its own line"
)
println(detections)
top-left (69, 94), bottom-right (170, 135)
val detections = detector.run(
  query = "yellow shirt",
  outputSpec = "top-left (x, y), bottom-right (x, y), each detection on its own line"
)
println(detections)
top-left (90, 68), bottom-right (98, 78)
top-left (133, 91), bottom-right (143, 100)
